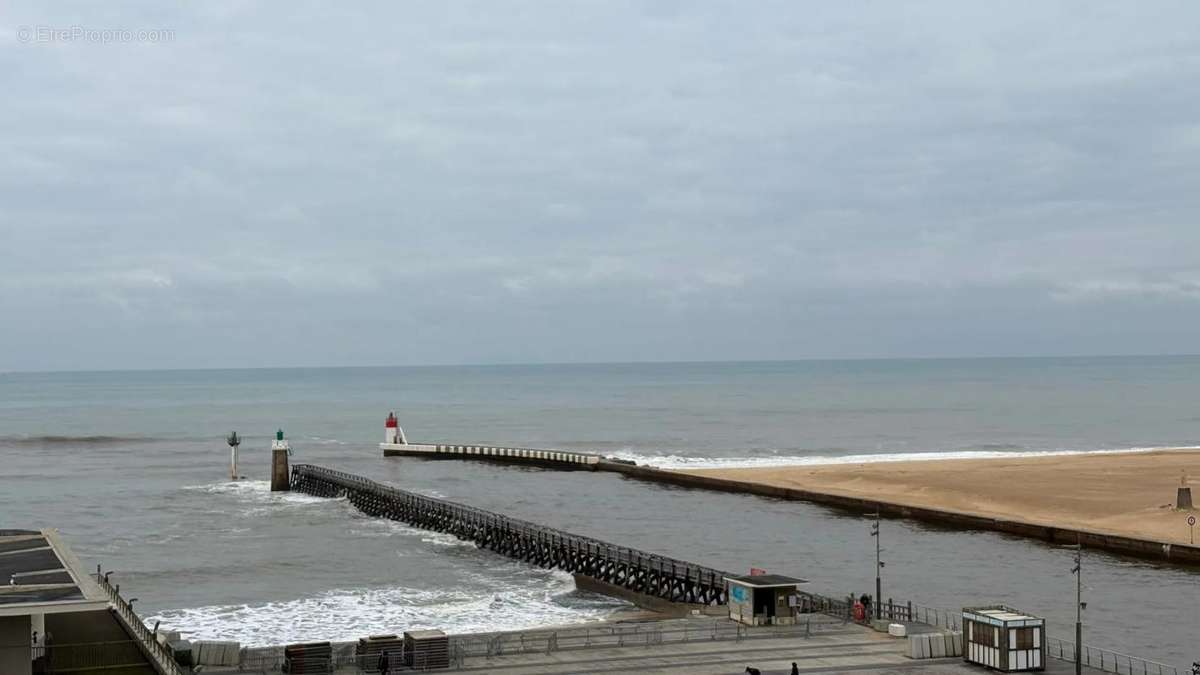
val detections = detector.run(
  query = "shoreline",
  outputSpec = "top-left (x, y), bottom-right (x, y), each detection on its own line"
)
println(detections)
top-left (680, 448), bottom-right (1200, 543)
top-left (610, 444), bottom-right (1200, 471)
top-left (595, 449), bottom-right (1200, 564)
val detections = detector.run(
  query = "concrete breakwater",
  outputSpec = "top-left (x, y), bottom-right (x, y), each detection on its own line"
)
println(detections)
top-left (379, 441), bottom-right (1200, 565)
top-left (595, 461), bottom-right (1200, 565)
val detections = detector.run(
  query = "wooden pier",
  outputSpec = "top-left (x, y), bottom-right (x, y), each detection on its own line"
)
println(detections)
top-left (290, 464), bottom-right (728, 605)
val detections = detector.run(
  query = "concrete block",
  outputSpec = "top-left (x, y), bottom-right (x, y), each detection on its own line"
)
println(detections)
top-left (167, 640), bottom-right (192, 668)
top-left (950, 632), bottom-right (963, 656)
top-left (931, 634), bottom-right (946, 658)
top-left (888, 623), bottom-right (907, 637)
top-left (194, 640), bottom-right (240, 666)
top-left (909, 634), bottom-right (930, 659)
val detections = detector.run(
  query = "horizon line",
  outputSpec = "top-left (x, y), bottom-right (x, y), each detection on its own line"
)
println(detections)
top-left (4, 352), bottom-right (1200, 376)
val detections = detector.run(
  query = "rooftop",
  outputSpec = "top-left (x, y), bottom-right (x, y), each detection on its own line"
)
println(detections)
top-left (965, 605), bottom-right (1042, 623)
top-left (725, 573), bottom-right (807, 587)
top-left (0, 528), bottom-right (108, 616)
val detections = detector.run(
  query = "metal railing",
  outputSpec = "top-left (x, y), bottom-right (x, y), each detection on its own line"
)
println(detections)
top-left (26, 640), bottom-right (148, 672)
top-left (812, 594), bottom-right (961, 630)
top-left (1046, 637), bottom-right (1179, 675)
top-left (906, 603), bottom-right (961, 630)
top-left (96, 567), bottom-right (186, 675)
top-left (239, 641), bottom-right (376, 673)
top-left (232, 617), bottom-right (851, 673)
top-left (446, 616), bottom-right (848, 668)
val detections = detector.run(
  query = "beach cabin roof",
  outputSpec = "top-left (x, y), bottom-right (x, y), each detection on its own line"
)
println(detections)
top-left (963, 605), bottom-right (1044, 626)
top-left (724, 574), bottom-right (807, 588)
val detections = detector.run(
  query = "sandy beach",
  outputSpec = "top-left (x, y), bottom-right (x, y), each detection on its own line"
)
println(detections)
top-left (683, 449), bottom-right (1200, 546)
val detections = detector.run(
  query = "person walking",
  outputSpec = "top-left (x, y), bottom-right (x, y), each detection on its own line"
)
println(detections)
top-left (745, 667), bottom-right (761, 675)
top-left (377, 650), bottom-right (391, 675)
top-left (791, 662), bottom-right (800, 675)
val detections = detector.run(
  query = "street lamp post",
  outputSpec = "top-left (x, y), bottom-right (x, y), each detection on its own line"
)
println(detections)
top-left (869, 511), bottom-right (883, 620)
top-left (1068, 542), bottom-right (1085, 675)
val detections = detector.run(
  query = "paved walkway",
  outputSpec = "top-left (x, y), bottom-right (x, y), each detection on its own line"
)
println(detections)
top-left (451, 622), bottom-right (1119, 675)
top-left (457, 623), bottom-right (929, 674)
top-left (216, 617), bottom-right (1128, 675)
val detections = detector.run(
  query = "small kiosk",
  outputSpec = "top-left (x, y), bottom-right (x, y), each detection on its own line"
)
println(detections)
top-left (962, 606), bottom-right (1046, 672)
top-left (725, 574), bottom-right (807, 626)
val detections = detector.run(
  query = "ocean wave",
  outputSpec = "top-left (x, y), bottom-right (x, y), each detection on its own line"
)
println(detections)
top-left (146, 570), bottom-right (625, 647)
top-left (608, 445), bottom-right (1200, 469)
top-left (0, 434), bottom-right (160, 446)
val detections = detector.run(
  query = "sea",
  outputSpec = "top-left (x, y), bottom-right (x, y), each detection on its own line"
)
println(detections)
top-left (1, 357), bottom-right (1198, 667)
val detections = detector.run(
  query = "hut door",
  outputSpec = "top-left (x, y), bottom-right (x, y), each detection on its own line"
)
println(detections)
top-left (753, 589), bottom-right (774, 619)
top-left (1008, 627), bottom-right (1039, 670)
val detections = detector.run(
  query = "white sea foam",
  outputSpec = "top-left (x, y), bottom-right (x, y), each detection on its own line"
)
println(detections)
top-left (365, 520), bottom-right (477, 549)
top-left (180, 479), bottom-right (334, 515)
top-left (147, 570), bottom-right (624, 647)
top-left (608, 445), bottom-right (1199, 470)
top-left (305, 436), bottom-right (348, 445)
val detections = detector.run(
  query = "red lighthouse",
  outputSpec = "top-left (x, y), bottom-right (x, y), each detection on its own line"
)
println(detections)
top-left (385, 411), bottom-right (406, 444)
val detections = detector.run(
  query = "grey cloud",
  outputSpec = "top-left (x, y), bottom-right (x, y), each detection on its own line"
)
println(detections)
top-left (2, 1), bottom-right (1199, 370)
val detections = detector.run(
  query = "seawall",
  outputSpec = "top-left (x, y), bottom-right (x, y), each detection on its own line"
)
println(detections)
top-left (594, 461), bottom-right (1200, 565)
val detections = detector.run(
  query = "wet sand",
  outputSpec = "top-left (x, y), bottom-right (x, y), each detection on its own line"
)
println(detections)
top-left (683, 449), bottom-right (1200, 545)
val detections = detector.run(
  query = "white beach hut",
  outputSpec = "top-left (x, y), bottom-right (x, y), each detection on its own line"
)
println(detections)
top-left (962, 606), bottom-right (1045, 672)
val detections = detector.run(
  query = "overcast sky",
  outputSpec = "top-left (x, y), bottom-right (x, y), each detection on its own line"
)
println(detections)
top-left (2, 2), bottom-right (1199, 371)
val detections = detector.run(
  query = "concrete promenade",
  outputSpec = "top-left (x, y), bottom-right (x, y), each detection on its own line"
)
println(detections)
top-left (444, 619), bottom-right (1116, 675)
top-left (226, 618), bottom-right (1124, 675)
top-left (451, 622), bottom-right (935, 674)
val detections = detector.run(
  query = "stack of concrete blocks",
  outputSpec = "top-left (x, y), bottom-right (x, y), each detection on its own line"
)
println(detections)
top-left (155, 631), bottom-right (192, 668)
top-left (192, 640), bottom-right (241, 667)
top-left (908, 631), bottom-right (964, 659)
